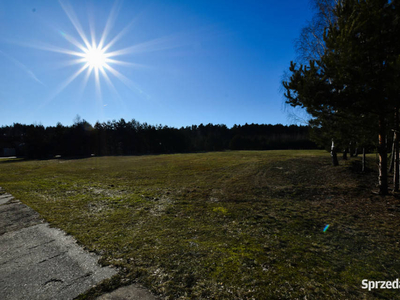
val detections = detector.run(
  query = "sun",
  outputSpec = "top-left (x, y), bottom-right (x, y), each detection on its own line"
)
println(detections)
top-left (84, 45), bottom-right (107, 69)
top-left (30, 1), bottom-right (168, 102)
top-left (14, 1), bottom-right (193, 105)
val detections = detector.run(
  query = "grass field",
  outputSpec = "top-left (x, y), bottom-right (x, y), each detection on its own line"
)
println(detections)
top-left (1, 150), bottom-right (400, 299)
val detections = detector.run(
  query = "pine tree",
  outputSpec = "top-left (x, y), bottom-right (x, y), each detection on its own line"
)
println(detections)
top-left (284, 0), bottom-right (400, 194)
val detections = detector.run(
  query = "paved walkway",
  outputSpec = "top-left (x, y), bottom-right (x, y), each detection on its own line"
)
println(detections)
top-left (0, 189), bottom-right (157, 300)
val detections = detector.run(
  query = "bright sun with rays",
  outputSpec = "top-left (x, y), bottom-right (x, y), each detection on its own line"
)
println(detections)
top-left (25, 0), bottom-right (184, 103)
top-left (84, 46), bottom-right (107, 69)
top-left (34, 0), bottom-right (155, 103)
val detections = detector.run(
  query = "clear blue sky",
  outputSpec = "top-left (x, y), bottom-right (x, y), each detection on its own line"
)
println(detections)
top-left (0, 0), bottom-right (313, 128)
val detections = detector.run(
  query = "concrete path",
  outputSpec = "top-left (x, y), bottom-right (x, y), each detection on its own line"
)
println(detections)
top-left (0, 189), bottom-right (158, 300)
top-left (0, 190), bottom-right (119, 299)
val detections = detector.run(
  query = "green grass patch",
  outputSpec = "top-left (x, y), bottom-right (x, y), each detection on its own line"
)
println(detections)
top-left (0, 150), bottom-right (399, 299)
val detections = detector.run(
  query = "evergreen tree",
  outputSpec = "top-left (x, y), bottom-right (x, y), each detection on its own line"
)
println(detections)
top-left (284, 0), bottom-right (400, 194)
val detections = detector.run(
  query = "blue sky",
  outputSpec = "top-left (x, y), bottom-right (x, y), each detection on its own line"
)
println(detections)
top-left (0, 0), bottom-right (313, 128)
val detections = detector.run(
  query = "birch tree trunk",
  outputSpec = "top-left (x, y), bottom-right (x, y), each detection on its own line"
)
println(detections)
top-left (331, 139), bottom-right (339, 166)
top-left (378, 115), bottom-right (388, 195)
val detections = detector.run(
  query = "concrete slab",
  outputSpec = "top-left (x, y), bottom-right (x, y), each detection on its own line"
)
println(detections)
top-left (0, 194), bottom-right (14, 205)
top-left (0, 201), bottom-right (43, 235)
top-left (0, 193), bottom-right (117, 300)
top-left (0, 189), bottom-right (158, 300)
top-left (0, 193), bottom-right (13, 198)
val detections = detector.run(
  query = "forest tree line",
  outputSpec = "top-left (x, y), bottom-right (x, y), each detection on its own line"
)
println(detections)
top-left (0, 119), bottom-right (317, 158)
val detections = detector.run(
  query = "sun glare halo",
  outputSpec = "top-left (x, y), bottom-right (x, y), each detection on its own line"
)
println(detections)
top-left (84, 46), bottom-right (107, 69)
top-left (39, 1), bottom-right (154, 102)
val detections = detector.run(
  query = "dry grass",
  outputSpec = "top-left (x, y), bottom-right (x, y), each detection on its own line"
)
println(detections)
top-left (0, 150), bottom-right (399, 299)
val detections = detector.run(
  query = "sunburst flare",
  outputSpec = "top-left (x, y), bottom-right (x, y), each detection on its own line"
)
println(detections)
top-left (37, 0), bottom-right (151, 103)
top-left (84, 46), bottom-right (107, 69)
